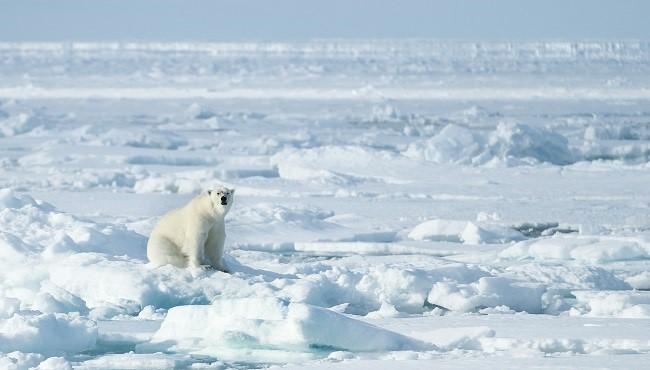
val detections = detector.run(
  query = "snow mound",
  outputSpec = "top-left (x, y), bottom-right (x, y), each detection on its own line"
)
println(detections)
top-left (0, 352), bottom-right (45, 370)
top-left (569, 291), bottom-right (650, 319)
top-left (625, 271), bottom-right (650, 290)
top-left (270, 146), bottom-right (407, 185)
top-left (426, 277), bottom-right (546, 313)
top-left (407, 219), bottom-right (467, 242)
top-left (0, 188), bottom-right (146, 260)
top-left (572, 291), bottom-right (650, 318)
top-left (139, 297), bottom-right (433, 360)
top-left (271, 147), bottom-right (369, 185)
top-left (581, 124), bottom-right (650, 163)
top-left (408, 219), bottom-right (524, 244)
top-left (0, 312), bottom-right (97, 356)
top-left (47, 256), bottom-right (218, 314)
top-left (405, 122), bottom-right (575, 166)
top-left (31, 357), bottom-right (71, 370)
top-left (504, 263), bottom-right (631, 290)
top-left (405, 124), bottom-right (485, 165)
top-left (0, 293), bottom-right (20, 319)
top-left (365, 302), bottom-right (404, 319)
top-left (479, 336), bottom-right (650, 356)
top-left (280, 263), bottom-right (489, 315)
top-left (0, 112), bottom-right (46, 137)
top-left (489, 122), bottom-right (575, 165)
top-left (499, 235), bottom-right (650, 263)
top-left (0, 189), bottom-right (47, 210)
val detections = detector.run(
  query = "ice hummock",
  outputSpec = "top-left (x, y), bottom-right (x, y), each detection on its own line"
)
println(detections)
top-left (138, 297), bottom-right (434, 362)
top-left (426, 277), bottom-right (546, 313)
top-left (405, 122), bottom-right (576, 166)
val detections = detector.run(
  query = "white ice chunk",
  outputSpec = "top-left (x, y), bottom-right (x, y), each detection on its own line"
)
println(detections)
top-left (365, 302), bottom-right (403, 319)
top-left (0, 352), bottom-right (44, 370)
top-left (0, 112), bottom-right (45, 137)
top-left (139, 298), bottom-right (433, 360)
top-left (427, 277), bottom-right (546, 313)
top-left (0, 312), bottom-right (97, 356)
top-left (405, 124), bottom-right (485, 164)
top-left (0, 292), bottom-right (20, 319)
top-left (504, 263), bottom-right (630, 290)
top-left (408, 219), bottom-right (467, 242)
top-left (32, 357), bottom-right (71, 370)
top-left (572, 291), bottom-right (650, 318)
top-left (0, 189), bottom-right (42, 210)
top-left (460, 222), bottom-right (524, 244)
top-left (405, 122), bottom-right (575, 166)
top-left (625, 271), bottom-right (650, 290)
top-left (500, 235), bottom-right (650, 263)
top-left (408, 219), bottom-right (524, 244)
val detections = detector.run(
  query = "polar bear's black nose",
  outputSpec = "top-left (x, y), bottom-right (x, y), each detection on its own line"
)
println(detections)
top-left (220, 196), bottom-right (227, 204)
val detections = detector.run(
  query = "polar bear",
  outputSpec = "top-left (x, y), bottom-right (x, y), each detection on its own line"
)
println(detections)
top-left (147, 187), bottom-right (235, 271)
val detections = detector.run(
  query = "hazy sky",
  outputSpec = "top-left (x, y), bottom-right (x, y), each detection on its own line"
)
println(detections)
top-left (1, 0), bottom-right (648, 41)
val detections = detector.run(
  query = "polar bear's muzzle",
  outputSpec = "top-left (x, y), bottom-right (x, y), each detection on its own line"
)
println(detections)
top-left (220, 196), bottom-right (228, 205)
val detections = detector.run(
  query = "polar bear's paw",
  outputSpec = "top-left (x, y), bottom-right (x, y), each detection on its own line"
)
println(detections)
top-left (187, 265), bottom-right (214, 277)
top-left (212, 261), bottom-right (231, 274)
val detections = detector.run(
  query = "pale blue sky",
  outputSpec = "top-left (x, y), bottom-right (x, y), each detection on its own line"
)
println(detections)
top-left (0, 0), bottom-right (648, 41)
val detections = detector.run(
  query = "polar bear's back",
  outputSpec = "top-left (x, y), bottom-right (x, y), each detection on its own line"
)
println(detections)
top-left (147, 204), bottom-right (191, 267)
top-left (150, 206), bottom-right (187, 246)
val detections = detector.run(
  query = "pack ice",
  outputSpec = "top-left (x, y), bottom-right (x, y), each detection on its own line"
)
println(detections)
top-left (1, 40), bottom-right (650, 368)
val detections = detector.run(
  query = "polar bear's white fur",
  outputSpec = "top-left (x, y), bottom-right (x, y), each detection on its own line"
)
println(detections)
top-left (147, 187), bottom-right (234, 271)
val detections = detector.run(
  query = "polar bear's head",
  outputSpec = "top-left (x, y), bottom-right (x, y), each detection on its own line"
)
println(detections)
top-left (207, 186), bottom-right (235, 216)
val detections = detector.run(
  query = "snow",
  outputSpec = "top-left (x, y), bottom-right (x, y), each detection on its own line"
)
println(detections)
top-left (1, 40), bottom-right (650, 368)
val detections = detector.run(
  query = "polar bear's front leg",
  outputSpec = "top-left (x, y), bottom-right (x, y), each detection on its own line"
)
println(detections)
top-left (183, 224), bottom-right (209, 268)
top-left (205, 223), bottom-right (228, 272)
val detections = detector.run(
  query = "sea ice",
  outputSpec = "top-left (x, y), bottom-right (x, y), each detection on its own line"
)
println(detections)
top-left (1, 40), bottom-right (650, 368)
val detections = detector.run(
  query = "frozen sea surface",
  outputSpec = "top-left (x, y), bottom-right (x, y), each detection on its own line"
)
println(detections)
top-left (1, 40), bottom-right (650, 369)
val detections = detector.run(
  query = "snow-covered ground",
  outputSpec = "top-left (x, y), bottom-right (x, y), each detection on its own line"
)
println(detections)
top-left (1, 40), bottom-right (650, 369)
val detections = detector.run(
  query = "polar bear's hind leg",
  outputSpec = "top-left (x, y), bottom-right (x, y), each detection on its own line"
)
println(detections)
top-left (147, 237), bottom-right (188, 268)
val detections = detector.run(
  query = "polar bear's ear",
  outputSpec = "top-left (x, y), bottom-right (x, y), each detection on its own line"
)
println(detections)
top-left (207, 190), bottom-right (212, 196)
top-left (229, 188), bottom-right (235, 194)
